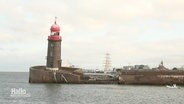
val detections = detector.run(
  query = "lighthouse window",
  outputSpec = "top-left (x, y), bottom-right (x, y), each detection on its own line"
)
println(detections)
top-left (50, 51), bottom-right (53, 56)
top-left (51, 43), bottom-right (54, 47)
top-left (51, 32), bottom-right (55, 35)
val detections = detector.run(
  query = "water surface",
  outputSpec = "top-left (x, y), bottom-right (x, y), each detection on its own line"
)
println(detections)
top-left (0, 72), bottom-right (183, 104)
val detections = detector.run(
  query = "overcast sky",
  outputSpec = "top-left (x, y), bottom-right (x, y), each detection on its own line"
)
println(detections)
top-left (0, 0), bottom-right (184, 71)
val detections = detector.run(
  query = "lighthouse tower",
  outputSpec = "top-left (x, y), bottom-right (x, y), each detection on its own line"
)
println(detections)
top-left (46, 18), bottom-right (62, 70)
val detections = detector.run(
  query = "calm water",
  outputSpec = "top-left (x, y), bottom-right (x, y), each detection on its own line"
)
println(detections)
top-left (0, 72), bottom-right (184, 104)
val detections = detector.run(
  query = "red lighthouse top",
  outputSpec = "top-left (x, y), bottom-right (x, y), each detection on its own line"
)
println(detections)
top-left (50, 17), bottom-right (60, 32)
top-left (48, 17), bottom-right (61, 41)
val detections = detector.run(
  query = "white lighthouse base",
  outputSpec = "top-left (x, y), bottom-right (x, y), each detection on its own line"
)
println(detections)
top-left (46, 67), bottom-right (59, 70)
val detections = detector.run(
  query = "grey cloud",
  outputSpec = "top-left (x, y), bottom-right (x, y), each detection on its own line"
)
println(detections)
top-left (0, 0), bottom-right (184, 71)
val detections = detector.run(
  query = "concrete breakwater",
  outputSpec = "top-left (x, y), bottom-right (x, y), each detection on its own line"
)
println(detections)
top-left (29, 66), bottom-right (184, 85)
top-left (29, 66), bottom-right (118, 84)
top-left (119, 70), bottom-right (184, 85)
top-left (29, 66), bottom-right (82, 83)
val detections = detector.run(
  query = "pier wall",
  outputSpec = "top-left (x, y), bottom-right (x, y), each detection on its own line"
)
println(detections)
top-left (119, 70), bottom-right (184, 85)
top-left (29, 66), bottom-right (82, 83)
top-left (29, 67), bottom-right (184, 85)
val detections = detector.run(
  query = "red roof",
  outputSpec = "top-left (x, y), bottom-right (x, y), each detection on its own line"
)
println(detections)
top-left (50, 24), bottom-right (60, 32)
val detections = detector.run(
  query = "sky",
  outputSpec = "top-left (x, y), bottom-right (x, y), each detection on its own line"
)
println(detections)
top-left (0, 0), bottom-right (184, 71)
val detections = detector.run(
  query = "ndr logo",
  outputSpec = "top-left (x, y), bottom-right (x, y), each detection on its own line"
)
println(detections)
top-left (10, 88), bottom-right (30, 97)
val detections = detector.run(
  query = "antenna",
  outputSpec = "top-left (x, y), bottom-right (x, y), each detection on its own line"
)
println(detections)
top-left (55, 16), bottom-right (57, 24)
